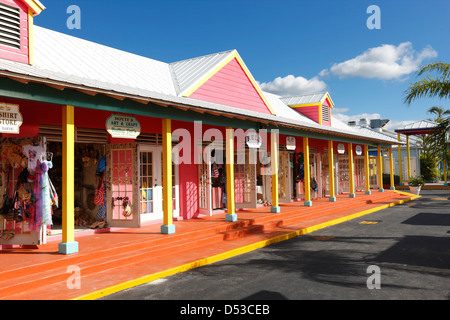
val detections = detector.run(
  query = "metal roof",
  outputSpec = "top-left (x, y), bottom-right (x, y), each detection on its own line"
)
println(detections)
top-left (280, 92), bottom-right (332, 106)
top-left (169, 50), bottom-right (235, 95)
top-left (33, 26), bottom-right (177, 96)
top-left (395, 120), bottom-right (438, 134)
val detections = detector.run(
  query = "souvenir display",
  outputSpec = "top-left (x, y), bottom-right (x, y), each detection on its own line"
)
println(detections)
top-left (0, 139), bottom-right (57, 241)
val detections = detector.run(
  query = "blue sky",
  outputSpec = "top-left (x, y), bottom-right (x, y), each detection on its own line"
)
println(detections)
top-left (35, 0), bottom-right (449, 130)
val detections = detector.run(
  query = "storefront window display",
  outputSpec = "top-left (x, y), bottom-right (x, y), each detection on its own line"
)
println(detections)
top-left (0, 137), bottom-right (54, 243)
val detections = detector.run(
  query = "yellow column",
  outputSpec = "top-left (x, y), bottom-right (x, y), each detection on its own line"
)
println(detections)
top-left (270, 131), bottom-right (280, 213)
top-left (303, 137), bottom-right (312, 206)
top-left (364, 145), bottom-right (371, 195)
top-left (377, 146), bottom-right (384, 192)
top-left (446, 147), bottom-right (450, 186)
top-left (225, 127), bottom-right (237, 221)
top-left (348, 143), bottom-right (355, 198)
top-left (58, 105), bottom-right (78, 254)
top-left (328, 140), bottom-right (336, 201)
top-left (444, 159), bottom-right (448, 186)
top-left (161, 118), bottom-right (175, 234)
top-left (397, 133), bottom-right (404, 185)
top-left (406, 135), bottom-right (411, 181)
top-left (389, 147), bottom-right (395, 190)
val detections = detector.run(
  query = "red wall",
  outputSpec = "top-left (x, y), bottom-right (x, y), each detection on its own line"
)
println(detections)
top-left (293, 105), bottom-right (320, 123)
top-left (0, 0), bottom-right (30, 64)
top-left (189, 58), bottom-right (272, 114)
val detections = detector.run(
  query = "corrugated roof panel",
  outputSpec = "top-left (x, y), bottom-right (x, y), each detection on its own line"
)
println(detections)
top-left (33, 26), bottom-right (177, 96)
top-left (169, 50), bottom-right (235, 95)
top-left (280, 92), bottom-right (327, 106)
top-left (396, 120), bottom-right (437, 130)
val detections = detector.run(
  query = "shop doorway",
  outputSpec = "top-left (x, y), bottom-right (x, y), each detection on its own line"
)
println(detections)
top-left (46, 140), bottom-right (106, 232)
top-left (139, 145), bottom-right (179, 222)
top-left (309, 152), bottom-right (322, 199)
top-left (234, 150), bottom-right (257, 209)
top-left (337, 155), bottom-right (350, 194)
top-left (355, 156), bottom-right (365, 191)
top-left (198, 145), bottom-right (227, 216)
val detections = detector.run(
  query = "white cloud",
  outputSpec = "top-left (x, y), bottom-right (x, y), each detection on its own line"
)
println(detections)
top-left (324, 42), bottom-right (437, 80)
top-left (259, 74), bottom-right (327, 96)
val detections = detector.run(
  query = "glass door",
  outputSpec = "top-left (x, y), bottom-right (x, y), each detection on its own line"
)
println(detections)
top-left (106, 143), bottom-right (140, 228)
top-left (139, 145), bottom-right (179, 222)
top-left (198, 148), bottom-right (212, 215)
top-left (139, 147), bottom-right (162, 221)
top-left (278, 151), bottom-right (291, 203)
top-left (235, 150), bottom-right (256, 209)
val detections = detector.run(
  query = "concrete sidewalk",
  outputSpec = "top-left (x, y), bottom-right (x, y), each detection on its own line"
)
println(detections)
top-left (0, 190), bottom-right (417, 300)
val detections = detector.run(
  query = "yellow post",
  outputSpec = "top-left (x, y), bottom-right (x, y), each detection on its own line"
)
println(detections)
top-left (161, 118), bottom-right (175, 234)
top-left (58, 105), bottom-right (78, 254)
top-left (389, 147), bottom-right (395, 190)
top-left (397, 133), bottom-right (403, 185)
top-left (225, 127), bottom-right (237, 221)
top-left (444, 159), bottom-right (448, 186)
top-left (406, 135), bottom-right (411, 182)
top-left (446, 147), bottom-right (450, 186)
top-left (303, 137), bottom-right (312, 206)
top-left (328, 140), bottom-right (336, 201)
top-left (348, 143), bottom-right (355, 198)
top-left (270, 131), bottom-right (280, 213)
top-left (377, 146), bottom-right (384, 192)
top-left (364, 145), bottom-right (371, 195)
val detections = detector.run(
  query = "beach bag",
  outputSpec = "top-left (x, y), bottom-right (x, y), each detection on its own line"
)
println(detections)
top-left (94, 175), bottom-right (105, 205)
top-left (48, 177), bottom-right (59, 208)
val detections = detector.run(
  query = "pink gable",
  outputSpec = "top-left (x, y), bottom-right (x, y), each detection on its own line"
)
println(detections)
top-left (0, 0), bottom-right (30, 64)
top-left (189, 58), bottom-right (272, 114)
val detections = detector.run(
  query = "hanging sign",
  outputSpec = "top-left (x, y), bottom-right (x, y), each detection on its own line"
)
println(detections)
top-left (355, 145), bottom-right (362, 155)
top-left (337, 143), bottom-right (345, 154)
top-left (106, 114), bottom-right (141, 139)
top-left (246, 132), bottom-right (262, 149)
top-left (286, 136), bottom-right (296, 150)
top-left (0, 103), bottom-right (23, 134)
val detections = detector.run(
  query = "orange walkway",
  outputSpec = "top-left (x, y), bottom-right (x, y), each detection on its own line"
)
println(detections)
top-left (0, 190), bottom-right (417, 300)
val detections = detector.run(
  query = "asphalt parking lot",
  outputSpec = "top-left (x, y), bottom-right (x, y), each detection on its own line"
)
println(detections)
top-left (103, 190), bottom-right (450, 301)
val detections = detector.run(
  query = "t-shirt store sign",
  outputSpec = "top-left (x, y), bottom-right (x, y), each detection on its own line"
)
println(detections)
top-left (106, 114), bottom-right (141, 139)
top-left (0, 103), bottom-right (23, 134)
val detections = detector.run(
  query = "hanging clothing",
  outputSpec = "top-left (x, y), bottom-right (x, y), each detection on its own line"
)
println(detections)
top-left (30, 160), bottom-right (52, 231)
top-left (22, 145), bottom-right (45, 172)
top-left (97, 178), bottom-right (107, 219)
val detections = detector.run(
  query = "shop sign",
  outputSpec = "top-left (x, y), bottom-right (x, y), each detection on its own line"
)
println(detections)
top-left (106, 114), bottom-right (141, 139)
top-left (337, 143), bottom-right (345, 154)
top-left (0, 103), bottom-right (23, 134)
top-left (286, 136), bottom-right (296, 150)
top-left (355, 145), bottom-right (362, 155)
top-left (246, 132), bottom-right (262, 149)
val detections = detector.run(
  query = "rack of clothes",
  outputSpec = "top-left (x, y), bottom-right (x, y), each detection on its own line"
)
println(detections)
top-left (0, 141), bottom-right (57, 241)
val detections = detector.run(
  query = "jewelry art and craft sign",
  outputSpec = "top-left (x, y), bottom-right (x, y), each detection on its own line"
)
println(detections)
top-left (106, 114), bottom-right (141, 139)
top-left (0, 103), bottom-right (23, 134)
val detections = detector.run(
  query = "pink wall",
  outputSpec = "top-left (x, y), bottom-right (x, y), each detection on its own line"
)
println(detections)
top-left (189, 58), bottom-right (272, 114)
top-left (0, 0), bottom-right (30, 64)
top-left (293, 105), bottom-right (320, 123)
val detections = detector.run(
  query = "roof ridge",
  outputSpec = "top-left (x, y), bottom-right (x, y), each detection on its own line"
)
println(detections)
top-left (169, 49), bottom-right (236, 65)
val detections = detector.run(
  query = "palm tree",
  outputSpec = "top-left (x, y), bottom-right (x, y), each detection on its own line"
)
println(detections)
top-left (427, 106), bottom-right (450, 123)
top-left (404, 62), bottom-right (450, 105)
